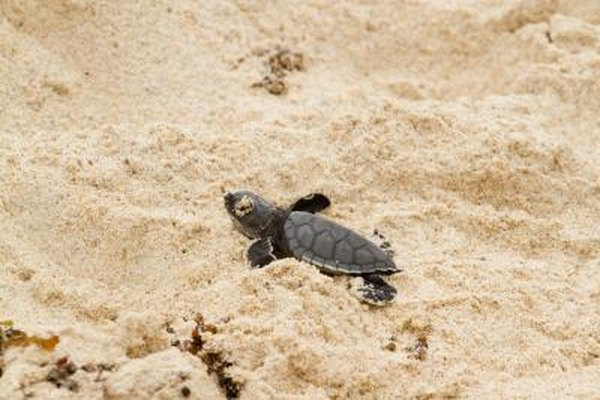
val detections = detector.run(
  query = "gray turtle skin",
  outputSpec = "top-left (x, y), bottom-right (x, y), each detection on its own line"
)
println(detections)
top-left (224, 190), bottom-right (401, 305)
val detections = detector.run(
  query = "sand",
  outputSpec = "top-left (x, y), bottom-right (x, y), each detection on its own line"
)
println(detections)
top-left (1, 0), bottom-right (599, 398)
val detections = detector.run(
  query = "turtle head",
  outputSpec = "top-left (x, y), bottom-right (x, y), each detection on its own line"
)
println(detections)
top-left (224, 190), bottom-right (278, 239)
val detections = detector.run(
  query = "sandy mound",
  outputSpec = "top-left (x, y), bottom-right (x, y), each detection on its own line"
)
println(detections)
top-left (1, 1), bottom-right (599, 398)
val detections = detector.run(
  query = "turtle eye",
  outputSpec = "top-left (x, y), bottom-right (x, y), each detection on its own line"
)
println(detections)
top-left (234, 196), bottom-right (254, 217)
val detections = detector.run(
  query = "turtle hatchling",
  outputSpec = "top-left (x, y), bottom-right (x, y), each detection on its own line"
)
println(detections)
top-left (224, 190), bottom-right (401, 305)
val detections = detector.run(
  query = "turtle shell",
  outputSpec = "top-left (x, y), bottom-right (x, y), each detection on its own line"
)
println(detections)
top-left (283, 211), bottom-right (398, 275)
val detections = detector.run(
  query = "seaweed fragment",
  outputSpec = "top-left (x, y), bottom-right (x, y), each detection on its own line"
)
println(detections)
top-left (408, 335), bottom-right (429, 361)
top-left (46, 357), bottom-right (79, 392)
top-left (181, 385), bottom-right (191, 397)
top-left (252, 47), bottom-right (304, 95)
top-left (383, 336), bottom-right (397, 352)
top-left (268, 49), bottom-right (304, 76)
top-left (201, 350), bottom-right (239, 399)
top-left (0, 321), bottom-right (60, 352)
top-left (173, 314), bottom-right (242, 399)
top-left (1, 320), bottom-right (60, 377)
top-left (401, 318), bottom-right (431, 361)
top-left (251, 76), bottom-right (287, 95)
top-left (81, 362), bottom-right (115, 382)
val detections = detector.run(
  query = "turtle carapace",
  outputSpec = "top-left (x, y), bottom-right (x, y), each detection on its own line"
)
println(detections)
top-left (224, 190), bottom-right (401, 305)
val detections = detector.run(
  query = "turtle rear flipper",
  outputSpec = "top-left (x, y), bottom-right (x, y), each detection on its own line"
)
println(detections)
top-left (353, 274), bottom-right (397, 306)
top-left (247, 237), bottom-right (277, 268)
top-left (289, 193), bottom-right (331, 214)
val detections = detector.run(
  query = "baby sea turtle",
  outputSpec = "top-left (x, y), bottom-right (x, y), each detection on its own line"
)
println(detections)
top-left (224, 190), bottom-right (401, 305)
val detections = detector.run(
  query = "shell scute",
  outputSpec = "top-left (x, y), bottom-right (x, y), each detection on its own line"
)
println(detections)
top-left (284, 211), bottom-right (398, 274)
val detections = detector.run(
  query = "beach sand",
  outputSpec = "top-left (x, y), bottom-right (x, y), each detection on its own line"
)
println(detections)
top-left (1, 1), bottom-right (599, 398)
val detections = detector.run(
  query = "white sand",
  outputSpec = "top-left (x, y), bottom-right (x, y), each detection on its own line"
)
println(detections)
top-left (1, 1), bottom-right (599, 398)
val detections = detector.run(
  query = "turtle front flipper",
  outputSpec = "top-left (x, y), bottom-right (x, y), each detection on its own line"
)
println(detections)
top-left (353, 274), bottom-right (397, 306)
top-left (289, 193), bottom-right (331, 214)
top-left (247, 237), bottom-right (278, 268)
